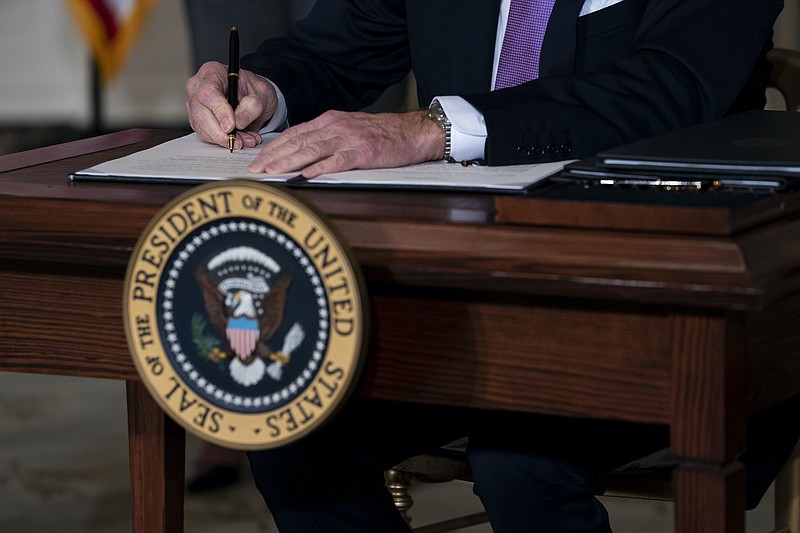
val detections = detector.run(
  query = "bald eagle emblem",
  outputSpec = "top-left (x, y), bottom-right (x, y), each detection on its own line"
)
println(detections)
top-left (195, 246), bottom-right (305, 387)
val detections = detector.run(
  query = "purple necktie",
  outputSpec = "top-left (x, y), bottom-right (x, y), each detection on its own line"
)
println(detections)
top-left (495, 0), bottom-right (556, 89)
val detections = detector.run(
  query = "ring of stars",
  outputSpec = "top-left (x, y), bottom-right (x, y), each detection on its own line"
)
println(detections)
top-left (160, 219), bottom-right (329, 411)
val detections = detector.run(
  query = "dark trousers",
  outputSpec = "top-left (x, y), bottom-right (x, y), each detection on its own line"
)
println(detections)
top-left (247, 395), bottom-right (800, 532)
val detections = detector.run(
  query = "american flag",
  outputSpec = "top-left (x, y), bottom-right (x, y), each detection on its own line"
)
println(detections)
top-left (66, 0), bottom-right (158, 82)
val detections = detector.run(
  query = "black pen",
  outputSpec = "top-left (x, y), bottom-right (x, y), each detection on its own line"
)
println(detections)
top-left (227, 26), bottom-right (240, 152)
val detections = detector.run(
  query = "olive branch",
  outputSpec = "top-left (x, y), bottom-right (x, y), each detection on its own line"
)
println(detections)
top-left (191, 314), bottom-right (227, 363)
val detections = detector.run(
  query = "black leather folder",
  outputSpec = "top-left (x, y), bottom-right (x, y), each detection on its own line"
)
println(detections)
top-left (596, 110), bottom-right (800, 179)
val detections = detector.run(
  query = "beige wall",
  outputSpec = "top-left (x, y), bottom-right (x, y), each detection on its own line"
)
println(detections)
top-left (776, 0), bottom-right (800, 51)
top-left (0, 0), bottom-right (798, 129)
top-left (0, 0), bottom-right (192, 128)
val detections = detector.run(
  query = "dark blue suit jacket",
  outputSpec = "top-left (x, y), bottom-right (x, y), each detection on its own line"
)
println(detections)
top-left (241, 0), bottom-right (784, 165)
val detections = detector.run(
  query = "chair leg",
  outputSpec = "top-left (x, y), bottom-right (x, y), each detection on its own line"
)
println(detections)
top-left (386, 468), bottom-right (415, 527)
top-left (775, 440), bottom-right (800, 533)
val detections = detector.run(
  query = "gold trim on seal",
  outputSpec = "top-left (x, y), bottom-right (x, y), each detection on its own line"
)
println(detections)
top-left (123, 181), bottom-right (367, 450)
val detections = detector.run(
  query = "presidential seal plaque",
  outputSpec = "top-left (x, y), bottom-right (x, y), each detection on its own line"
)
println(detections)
top-left (123, 181), bottom-right (367, 449)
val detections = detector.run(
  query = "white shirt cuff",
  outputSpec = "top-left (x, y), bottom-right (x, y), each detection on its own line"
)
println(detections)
top-left (433, 95), bottom-right (487, 162)
top-left (258, 77), bottom-right (289, 134)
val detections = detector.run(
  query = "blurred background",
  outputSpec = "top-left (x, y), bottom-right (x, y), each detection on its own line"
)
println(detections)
top-left (0, 0), bottom-right (798, 155)
top-left (0, 0), bottom-right (412, 155)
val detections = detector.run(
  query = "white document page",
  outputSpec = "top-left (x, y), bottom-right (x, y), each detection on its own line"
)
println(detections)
top-left (303, 159), bottom-right (571, 192)
top-left (70, 132), bottom-right (573, 192)
top-left (70, 133), bottom-right (297, 183)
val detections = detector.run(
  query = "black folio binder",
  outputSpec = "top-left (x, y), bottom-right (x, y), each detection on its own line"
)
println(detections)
top-left (558, 157), bottom-right (787, 191)
top-left (596, 110), bottom-right (800, 179)
top-left (550, 110), bottom-right (800, 194)
top-left (535, 110), bottom-right (800, 207)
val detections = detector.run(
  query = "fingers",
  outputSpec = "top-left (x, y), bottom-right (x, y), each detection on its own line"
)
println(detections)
top-left (249, 129), bottom-right (352, 177)
top-left (186, 62), bottom-right (233, 147)
top-left (186, 63), bottom-right (276, 149)
top-left (247, 110), bottom-right (436, 177)
top-left (235, 73), bottom-right (277, 131)
top-left (238, 131), bottom-right (264, 149)
top-left (247, 115), bottom-right (339, 174)
top-left (299, 150), bottom-right (361, 178)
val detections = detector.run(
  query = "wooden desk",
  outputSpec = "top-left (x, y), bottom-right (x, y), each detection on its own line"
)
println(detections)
top-left (1, 129), bottom-right (799, 533)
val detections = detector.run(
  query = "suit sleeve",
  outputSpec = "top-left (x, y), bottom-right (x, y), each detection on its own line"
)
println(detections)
top-left (462, 0), bottom-right (784, 165)
top-left (240, 0), bottom-right (411, 123)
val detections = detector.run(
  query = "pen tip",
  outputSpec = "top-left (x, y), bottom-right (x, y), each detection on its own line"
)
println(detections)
top-left (231, 25), bottom-right (238, 32)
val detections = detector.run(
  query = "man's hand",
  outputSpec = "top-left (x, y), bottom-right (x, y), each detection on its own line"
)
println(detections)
top-left (247, 109), bottom-right (446, 177)
top-left (185, 61), bottom-right (278, 150)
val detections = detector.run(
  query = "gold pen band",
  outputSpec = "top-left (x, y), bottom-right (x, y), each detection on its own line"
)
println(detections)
top-left (228, 72), bottom-right (239, 78)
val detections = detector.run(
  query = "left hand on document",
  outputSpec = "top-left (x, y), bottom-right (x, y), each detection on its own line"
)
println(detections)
top-left (247, 109), bottom-right (444, 178)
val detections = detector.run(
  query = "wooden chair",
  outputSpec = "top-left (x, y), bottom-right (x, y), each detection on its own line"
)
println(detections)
top-left (385, 48), bottom-right (800, 533)
top-left (386, 441), bottom-right (799, 532)
top-left (384, 445), bottom-right (675, 532)
top-left (386, 449), bottom-right (487, 533)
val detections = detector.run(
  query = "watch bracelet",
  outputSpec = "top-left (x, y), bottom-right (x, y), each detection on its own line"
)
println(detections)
top-left (427, 101), bottom-right (452, 160)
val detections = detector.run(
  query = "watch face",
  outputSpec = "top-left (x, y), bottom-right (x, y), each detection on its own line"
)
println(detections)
top-left (427, 102), bottom-right (452, 160)
top-left (429, 102), bottom-right (449, 126)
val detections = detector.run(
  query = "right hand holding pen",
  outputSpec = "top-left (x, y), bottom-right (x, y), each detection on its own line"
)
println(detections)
top-left (185, 61), bottom-right (277, 150)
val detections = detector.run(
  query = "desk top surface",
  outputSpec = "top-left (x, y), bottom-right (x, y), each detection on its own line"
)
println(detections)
top-left (2, 130), bottom-right (799, 422)
top-left (2, 129), bottom-right (800, 310)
